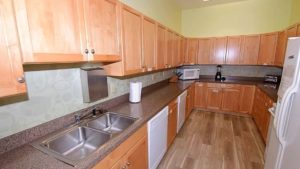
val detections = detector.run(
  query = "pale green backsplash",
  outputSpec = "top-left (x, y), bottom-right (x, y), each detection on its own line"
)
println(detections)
top-left (120, 0), bottom-right (182, 33)
top-left (0, 69), bottom-right (174, 139)
top-left (182, 0), bottom-right (293, 37)
top-left (290, 0), bottom-right (300, 25)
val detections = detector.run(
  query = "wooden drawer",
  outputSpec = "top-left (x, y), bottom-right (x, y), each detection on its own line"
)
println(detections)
top-left (221, 84), bottom-right (241, 89)
top-left (207, 83), bottom-right (221, 88)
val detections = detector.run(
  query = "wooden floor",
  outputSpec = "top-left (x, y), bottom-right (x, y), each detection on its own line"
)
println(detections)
top-left (158, 110), bottom-right (266, 169)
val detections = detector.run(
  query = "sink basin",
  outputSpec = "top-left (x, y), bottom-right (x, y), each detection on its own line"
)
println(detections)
top-left (34, 126), bottom-right (111, 166)
top-left (86, 112), bottom-right (136, 134)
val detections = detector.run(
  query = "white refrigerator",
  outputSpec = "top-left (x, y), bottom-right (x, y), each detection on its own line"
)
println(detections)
top-left (265, 37), bottom-right (300, 169)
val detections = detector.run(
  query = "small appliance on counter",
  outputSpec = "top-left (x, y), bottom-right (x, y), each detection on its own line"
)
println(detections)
top-left (129, 82), bottom-right (142, 103)
top-left (264, 74), bottom-right (281, 84)
top-left (215, 65), bottom-right (222, 81)
top-left (176, 68), bottom-right (200, 80)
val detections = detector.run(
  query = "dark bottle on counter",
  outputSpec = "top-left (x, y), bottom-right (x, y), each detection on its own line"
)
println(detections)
top-left (215, 65), bottom-right (222, 81)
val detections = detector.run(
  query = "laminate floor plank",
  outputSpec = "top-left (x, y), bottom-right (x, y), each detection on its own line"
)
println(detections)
top-left (158, 110), bottom-right (265, 169)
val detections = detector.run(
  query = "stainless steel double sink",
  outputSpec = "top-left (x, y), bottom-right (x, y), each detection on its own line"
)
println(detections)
top-left (32, 112), bottom-right (137, 166)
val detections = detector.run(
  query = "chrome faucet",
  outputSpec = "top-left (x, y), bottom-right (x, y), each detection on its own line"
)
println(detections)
top-left (74, 108), bottom-right (107, 124)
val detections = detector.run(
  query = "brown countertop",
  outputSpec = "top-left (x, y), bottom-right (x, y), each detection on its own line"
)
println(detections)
top-left (0, 81), bottom-right (193, 169)
top-left (0, 79), bottom-right (277, 169)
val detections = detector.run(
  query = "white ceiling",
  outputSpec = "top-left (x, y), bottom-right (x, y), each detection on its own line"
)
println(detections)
top-left (174, 0), bottom-right (249, 9)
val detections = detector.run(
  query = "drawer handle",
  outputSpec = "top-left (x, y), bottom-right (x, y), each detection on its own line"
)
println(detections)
top-left (126, 162), bottom-right (131, 166)
top-left (212, 90), bottom-right (219, 93)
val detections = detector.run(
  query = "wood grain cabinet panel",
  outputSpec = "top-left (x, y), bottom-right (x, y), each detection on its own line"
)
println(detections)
top-left (186, 39), bottom-right (198, 64)
top-left (166, 30), bottom-right (173, 68)
top-left (83, 0), bottom-right (121, 62)
top-left (121, 5), bottom-right (143, 74)
top-left (239, 85), bottom-right (255, 114)
top-left (206, 87), bottom-right (222, 110)
top-left (194, 82), bottom-right (207, 109)
top-left (226, 36), bottom-right (242, 64)
top-left (258, 32), bottom-right (278, 65)
top-left (274, 31), bottom-right (287, 67)
top-left (197, 38), bottom-right (213, 64)
top-left (210, 37), bottom-right (227, 64)
top-left (124, 136), bottom-right (148, 169)
top-left (297, 24), bottom-right (300, 36)
top-left (156, 25), bottom-right (167, 69)
top-left (240, 35), bottom-right (260, 65)
top-left (180, 38), bottom-right (187, 65)
top-left (172, 34), bottom-right (181, 67)
top-left (0, 0), bottom-right (27, 98)
top-left (168, 100), bottom-right (177, 148)
top-left (142, 17), bottom-right (156, 70)
top-left (221, 85), bottom-right (241, 112)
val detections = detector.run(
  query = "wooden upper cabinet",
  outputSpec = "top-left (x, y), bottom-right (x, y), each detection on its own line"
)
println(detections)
top-left (180, 37), bottom-right (187, 65)
top-left (83, 0), bottom-right (121, 62)
top-left (156, 25), bottom-right (166, 69)
top-left (287, 25), bottom-right (297, 38)
top-left (121, 5), bottom-right (143, 74)
top-left (142, 17), bottom-right (156, 71)
top-left (198, 38), bottom-right (213, 64)
top-left (0, 0), bottom-right (27, 98)
top-left (258, 32), bottom-right (278, 65)
top-left (274, 30), bottom-right (287, 66)
top-left (226, 36), bottom-right (242, 64)
top-left (239, 85), bottom-right (255, 114)
top-left (297, 24), bottom-right (300, 36)
top-left (166, 30), bottom-right (173, 67)
top-left (186, 39), bottom-right (198, 64)
top-left (14, 0), bottom-right (121, 64)
top-left (172, 33), bottom-right (180, 67)
top-left (14, 0), bottom-right (86, 63)
top-left (194, 82), bottom-right (207, 109)
top-left (240, 35), bottom-right (260, 65)
top-left (210, 37), bottom-right (227, 64)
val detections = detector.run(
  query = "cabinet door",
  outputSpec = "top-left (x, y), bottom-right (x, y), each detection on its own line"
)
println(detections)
top-left (206, 87), bottom-right (222, 110)
top-left (287, 25), bottom-right (297, 38)
top-left (83, 0), bottom-right (121, 62)
top-left (258, 33), bottom-right (278, 65)
top-left (168, 103), bottom-right (177, 147)
top-left (297, 24), bottom-right (300, 36)
top-left (142, 17), bottom-right (156, 70)
top-left (226, 36), bottom-right (242, 64)
top-left (194, 83), bottom-right (207, 108)
top-left (221, 85), bottom-right (241, 112)
top-left (0, 0), bottom-right (27, 98)
top-left (210, 37), bottom-right (227, 64)
top-left (165, 30), bottom-right (173, 67)
top-left (239, 85), bottom-right (255, 114)
top-left (156, 25), bottom-right (166, 69)
top-left (172, 34), bottom-right (180, 67)
top-left (180, 38), bottom-right (187, 65)
top-left (198, 38), bottom-right (213, 64)
top-left (14, 0), bottom-right (86, 63)
top-left (240, 35), bottom-right (260, 65)
top-left (121, 5), bottom-right (143, 74)
top-left (186, 39), bottom-right (198, 64)
top-left (274, 31), bottom-right (287, 66)
top-left (125, 136), bottom-right (148, 169)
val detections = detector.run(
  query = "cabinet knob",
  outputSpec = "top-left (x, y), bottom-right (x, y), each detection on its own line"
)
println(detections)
top-left (91, 49), bottom-right (95, 54)
top-left (84, 49), bottom-right (89, 54)
top-left (17, 76), bottom-right (25, 83)
top-left (126, 162), bottom-right (131, 166)
top-left (121, 166), bottom-right (126, 169)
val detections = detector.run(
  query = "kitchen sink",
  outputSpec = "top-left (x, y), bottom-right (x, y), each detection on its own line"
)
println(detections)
top-left (86, 112), bottom-right (137, 135)
top-left (31, 112), bottom-right (138, 166)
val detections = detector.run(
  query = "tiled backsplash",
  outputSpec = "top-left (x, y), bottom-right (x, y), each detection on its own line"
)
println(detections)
top-left (182, 65), bottom-right (282, 77)
top-left (0, 69), bottom-right (174, 139)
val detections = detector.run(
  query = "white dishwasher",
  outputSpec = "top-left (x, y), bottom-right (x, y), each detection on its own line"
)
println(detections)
top-left (177, 90), bottom-right (187, 133)
top-left (147, 106), bottom-right (168, 169)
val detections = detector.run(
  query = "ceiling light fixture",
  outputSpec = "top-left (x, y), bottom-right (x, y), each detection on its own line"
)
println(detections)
top-left (203, 0), bottom-right (210, 2)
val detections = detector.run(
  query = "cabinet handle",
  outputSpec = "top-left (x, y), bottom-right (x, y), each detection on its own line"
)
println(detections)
top-left (121, 166), bottom-right (126, 169)
top-left (91, 49), bottom-right (95, 54)
top-left (17, 76), bottom-right (25, 83)
top-left (212, 89), bottom-right (219, 93)
top-left (126, 162), bottom-right (131, 166)
top-left (84, 49), bottom-right (89, 54)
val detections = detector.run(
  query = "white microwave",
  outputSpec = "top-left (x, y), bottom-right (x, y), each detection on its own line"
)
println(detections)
top-left (177, 68), bottom-right (200, 80)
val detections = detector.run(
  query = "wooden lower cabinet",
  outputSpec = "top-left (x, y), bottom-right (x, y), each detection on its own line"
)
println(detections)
top-left (168, 99), bottom-right (178, 148)
top-left (252, 88), bottom-right (273, 142)
top-left (206, 85), bottom-right (223, 111)
top-left (239, 85), bottom-right (255, 114)
top-left (221, 84), bottom-right (241, 112)
top-left (93, 125), bottom-right (148, 169)
top-left (194, 82), bottom-right (207, 108)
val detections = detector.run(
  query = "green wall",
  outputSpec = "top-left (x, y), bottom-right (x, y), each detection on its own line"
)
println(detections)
top-left (120, 0), bottom-right (182, 33)
top-left (290, 0), bottom-right (300, 25)
top-left (182, 0), bottom-right (293, 37)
